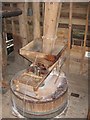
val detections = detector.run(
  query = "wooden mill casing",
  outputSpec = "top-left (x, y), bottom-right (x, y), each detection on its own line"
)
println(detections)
top-left (11, 68), bottom-right (68, 118)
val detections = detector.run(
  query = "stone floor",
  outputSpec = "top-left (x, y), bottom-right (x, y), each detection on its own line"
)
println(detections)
top-left (1, 52), bottom-right (88, 119)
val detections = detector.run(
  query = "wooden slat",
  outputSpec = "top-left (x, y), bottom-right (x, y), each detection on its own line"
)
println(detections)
top-left (62, 5), bottom-right (87, 14)
top-left (58, 23), bottom-right (86, 30)
top-left (68, 2), bottom-right (73, 49)
top-left (59, 18), bottom-right (86, 26)
top-left (55, 3), bottom-right (62, 36)
top-left (61, 12), bottom-right (86, 19)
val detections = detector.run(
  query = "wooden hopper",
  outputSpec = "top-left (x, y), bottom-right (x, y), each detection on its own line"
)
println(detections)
top-left (20, 39), bottom-right (68, 69)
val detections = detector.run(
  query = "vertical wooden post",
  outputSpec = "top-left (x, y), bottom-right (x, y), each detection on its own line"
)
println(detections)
top-left (0, 38), bottom-right (2, 81)
top-left (84, 3), bottom-right (90, 47)
top-left (24, 2), bottom-right (31, 43)
top-left (0, 3), bottom-right (2, 114)
top-left (32, 2), bottom-right (40, 40)
top-left (43, 2), bottom-right (60, 54)
top-left (15, 2), bottom-right (29, 65)
top-left (2, 19), bottom-right (7, 82)
top-left (68, 2), bottom-right (73, 49)
top-left (41, 2), bottom-right (45, 27)
top-left (80, 3), bottom-right (90, 74)
top-left (18, 2), bottom-right (29, 47)
top-left (0, 7), bottom-right (2, 83)
top-left (66, 3), bottom-right (73, 75)
top-left (56, 3), bottom-right (62, 35)
top-left (10, 3), bottom-right (16, 61)
top-left (10, 3), bottom-right (16, 34)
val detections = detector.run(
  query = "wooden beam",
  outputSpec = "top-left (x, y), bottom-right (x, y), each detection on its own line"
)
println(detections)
top-left (2, 19), bottom-right (7, 82)
top-left (41, 2), bottom-right (45, 27)
top-left (58, 23), bottom-right (86, 30)
top-left (61, 12), bottom-right (87, 19)
top-left (59, 18), bottom-right (86, 26)
top-left (18, 2), bottom-right (29, 47)
top-left (0, 33), bottom-right (2, 82)
top-left (62, 3), bottom-right (87, 15)
top-left (84, 3), bottom-right (90, 47)
top-left (24, 2), bottom-right (31, 43)
top-left (56, 3), bottom-right (62, 35)
top-left (32, 2), bottom-right (40, 41)
top-left (68, 2), bottom-right (73, 49)
top-left (0, 2), bottom-right (3, 92)
top-left (80, 3), bottom-right (90, 74)
top-left (43, 2), bottom-right (60, 54)
top-left (9, 3), bottom-right (24, 63)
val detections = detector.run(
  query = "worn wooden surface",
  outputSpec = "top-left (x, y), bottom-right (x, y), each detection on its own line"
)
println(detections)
top-left (43, 2), bottom-right (60, 54)
top-left (33, 2), bottom-right (40, 40)
top-left (18, 3), bottom-right (29, 47)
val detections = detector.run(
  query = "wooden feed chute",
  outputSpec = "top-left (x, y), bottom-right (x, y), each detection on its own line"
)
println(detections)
top-left (10, 2), bottom-right (68, 118)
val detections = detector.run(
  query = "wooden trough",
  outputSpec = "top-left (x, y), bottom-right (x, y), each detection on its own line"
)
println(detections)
top-left (10, 39), bottom-right (68, 118)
